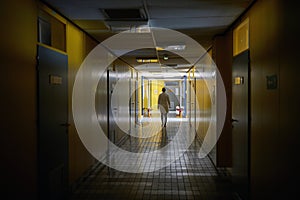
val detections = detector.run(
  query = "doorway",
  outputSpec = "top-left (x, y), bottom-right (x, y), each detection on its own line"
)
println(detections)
top-left (37, 45), bottom-right (69, 200)
top-left (232, 50), bottom-right (250, 199)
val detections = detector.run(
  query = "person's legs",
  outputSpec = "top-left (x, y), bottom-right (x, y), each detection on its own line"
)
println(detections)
top-left (163, 113), bottom-right (167, 127)
top-left (160, 112), bottom-right (164, 126)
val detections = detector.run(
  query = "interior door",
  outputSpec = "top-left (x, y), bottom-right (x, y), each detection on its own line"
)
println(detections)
top-left (135, 77), bottom-right (139, 123)
top-left (232, 50), bottom-right (250, 199)
top-left (187, 80), bottom-right (191, 124)
top-left (130, 71), bottom-right (137, 127)
top-left (108, 68), bottom-right (117, 144)
top-left (37, 45), bottom-right (68, 200)
top-left (191, 79), bottom-right (196, 128)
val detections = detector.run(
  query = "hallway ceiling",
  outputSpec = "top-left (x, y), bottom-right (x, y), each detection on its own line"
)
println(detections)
top-left (42, 0), bottom-right (254, 76)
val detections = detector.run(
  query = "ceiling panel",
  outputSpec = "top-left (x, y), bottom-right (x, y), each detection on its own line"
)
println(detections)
top-left (42, 0), bottom-right (254, 73)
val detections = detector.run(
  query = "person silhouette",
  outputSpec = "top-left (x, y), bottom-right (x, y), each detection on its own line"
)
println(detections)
top-left (157, 87), bottom-right (170, 127)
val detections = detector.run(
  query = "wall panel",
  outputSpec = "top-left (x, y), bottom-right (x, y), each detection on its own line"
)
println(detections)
top-left (67, 23), bottom-right (97, 184)
top-left (278, 1), bottom-right (300, 197)
top-left (213, 34), bottom-right (233, 167)
top-left (0, 0), bottom-right (38, 199)
top-left (247, 1), bottom-right (281, 198)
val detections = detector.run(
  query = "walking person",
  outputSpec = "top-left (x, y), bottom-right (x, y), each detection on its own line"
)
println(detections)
top-left (158, 87), bottom-right (170, 127)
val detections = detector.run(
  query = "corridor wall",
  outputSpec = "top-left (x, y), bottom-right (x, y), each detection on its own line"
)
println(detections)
top-left (39, 2), bottom-right (100, 186)
top-left (150, 80), bottom-right (165, 111)
top-left (212, 34), bottom-right (233, 167)
top-left (213, 0), bottom-right (300, 198)
top-left (67, 22), bottom-right (98, 185)
top-left (1, 0), bottom-right (38, 199)
top-left (1, 1), bottom-right (101, 198)
top-left (110, 59), bottom-right (133, 143)
top-left (246, 1), bottom-right (300, 198)
top-left (195, 79), bottom-right (211, 144)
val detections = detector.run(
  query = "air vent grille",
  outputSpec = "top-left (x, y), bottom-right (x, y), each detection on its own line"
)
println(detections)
top-left (102, 8), bottom-right (147, 20)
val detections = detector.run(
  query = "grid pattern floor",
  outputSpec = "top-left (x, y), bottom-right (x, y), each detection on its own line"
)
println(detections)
top-left (71, 116), bottom-right (235, 200)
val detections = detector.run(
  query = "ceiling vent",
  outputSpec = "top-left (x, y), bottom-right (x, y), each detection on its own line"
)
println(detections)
top-left (101, 8), bottom-right (148, 32)
top-left (102, 8), bottom-right (147, 20)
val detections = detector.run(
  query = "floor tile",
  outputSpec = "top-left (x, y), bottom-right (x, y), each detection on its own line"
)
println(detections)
top-left (70, 115), bottom-right (235, 200)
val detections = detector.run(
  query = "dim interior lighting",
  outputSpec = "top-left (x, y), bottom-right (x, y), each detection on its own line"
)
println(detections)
top-left (165, 45), bottom-right (186, 51)
top-left (156, 45), bottom-right (186, 51)
top-left (155, 46), bottom-right (164, 51)
top-left (135, 25), bottom-right (151, 33)
top-left (163, 54), bottom-right (169, 60)
top-left (136, 58), bottom-right (158, 63)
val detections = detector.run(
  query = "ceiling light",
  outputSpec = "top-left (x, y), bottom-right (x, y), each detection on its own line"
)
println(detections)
top-left (165, 45), bottom-right (186, 51)
top-left (163, 54), bottom-right (169, 60)
top-left (156, 46), bottom-right (164, 51)
top-left (136, 58), bottom-right (158, 63)
top-left (135, 25), bottom-right (151, 33)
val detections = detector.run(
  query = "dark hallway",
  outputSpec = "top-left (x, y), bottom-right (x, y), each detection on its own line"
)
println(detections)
top-left (2, 1), bottom-right (300, 200)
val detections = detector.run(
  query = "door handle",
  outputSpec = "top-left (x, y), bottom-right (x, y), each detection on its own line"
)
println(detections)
top-left (60, 123), bottom-right (71, 127)
top-left (231, 119), bottom-right (239, 128)
top-left (231, 119), bottom-right (239, 123)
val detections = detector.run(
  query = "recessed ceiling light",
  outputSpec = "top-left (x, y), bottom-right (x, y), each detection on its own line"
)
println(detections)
top-left (165, 45), bottom-right (186, 51)
top-left (136, 58), bottom-right (158, 63)
top-left (163, 54), bottom-right (168, 60)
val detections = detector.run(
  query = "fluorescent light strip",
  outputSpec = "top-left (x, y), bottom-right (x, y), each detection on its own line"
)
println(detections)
top-left (136, 58), bottom-right (158, 63)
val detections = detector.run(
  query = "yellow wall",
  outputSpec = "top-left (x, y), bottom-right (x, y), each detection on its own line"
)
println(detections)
top-left (196, 79), bottom-right (211, 140)
top-left (1, 1), bottom-right (99, 197)
top-left (143, 79), bottom-right (149, 110)
top-left (142, 78), bottom-right (164, 111)
top-left (192, 62), bottom-right (213, 143)
top-left (67, 22), bottom-right (98, 184)
top-left (246, 1), bottom-right (281, 198)
top-left (0, 0), bottom-right (38, 199)
top-left (138, 73), bottom-right (142, 118)
top-left (150, 80), bottom-right (165, 110)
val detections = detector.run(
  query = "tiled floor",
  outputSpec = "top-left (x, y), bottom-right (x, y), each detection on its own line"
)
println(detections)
top-left (70, 114), bottom-right (235, 200)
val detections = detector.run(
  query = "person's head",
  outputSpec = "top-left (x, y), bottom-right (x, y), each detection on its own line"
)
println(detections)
top-left (162, 87), bottom-right (166, 92)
